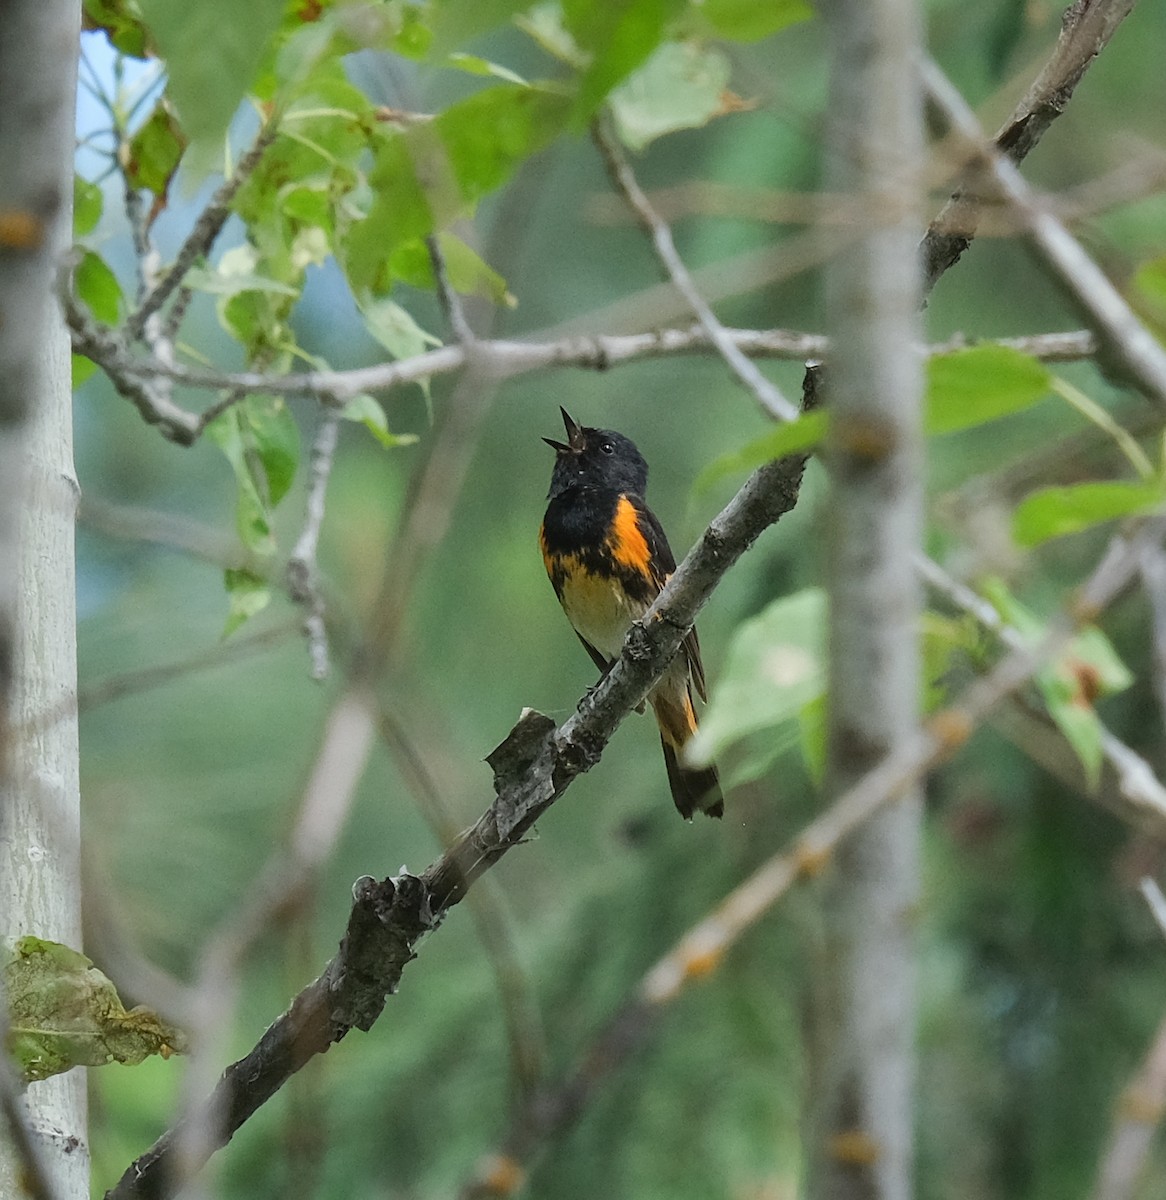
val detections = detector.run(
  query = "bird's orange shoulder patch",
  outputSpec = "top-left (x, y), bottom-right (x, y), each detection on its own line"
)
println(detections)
top-left (607, 495), bottom-right (652, 578)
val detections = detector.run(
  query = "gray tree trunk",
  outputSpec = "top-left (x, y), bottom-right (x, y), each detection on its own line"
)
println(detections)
top-left (811, 2), bottom-right (925, 1199)
top-left (0, 3), bottom-right (88, 1196)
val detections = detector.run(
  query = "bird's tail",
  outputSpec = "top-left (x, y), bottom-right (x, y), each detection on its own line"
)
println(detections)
top-left (652, 681), bottom-right (723, 820)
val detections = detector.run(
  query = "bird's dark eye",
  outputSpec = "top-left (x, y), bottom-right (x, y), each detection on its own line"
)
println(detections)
top-left (600, 440), bottom-right (615, 455)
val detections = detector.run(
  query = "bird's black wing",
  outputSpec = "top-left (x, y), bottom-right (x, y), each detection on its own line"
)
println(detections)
top-left (631, 496), bottom-right (708, 702)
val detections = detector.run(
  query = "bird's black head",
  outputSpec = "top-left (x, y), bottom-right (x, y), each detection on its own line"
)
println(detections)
top-left (544, 407), bottom-right (649, 500)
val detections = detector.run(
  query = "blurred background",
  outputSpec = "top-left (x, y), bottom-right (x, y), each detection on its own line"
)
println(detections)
top-left (73, 2), bottom-right (1166, 1196)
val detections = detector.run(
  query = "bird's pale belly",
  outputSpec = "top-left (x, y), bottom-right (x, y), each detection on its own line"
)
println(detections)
top-left (558, 566), bottom-right (647, 661)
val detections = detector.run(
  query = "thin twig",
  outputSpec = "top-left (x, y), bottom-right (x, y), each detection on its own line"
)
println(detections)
top-left (426, 234), bottom-right (476, 345)
top-left (459, 519), bottom-right (1166, 1199)
top-left (921, 57), bottom-right (1166, 408)
top-left (125, 122), bottom-right (277, 342)
top-left (73, 312), bottom-right (1098, 414)
top-left (66, 292), bottom-right (200, 443)
top-left (591, 117), bottom-right (799, 421)
top-left (287, 412), bottom-right (341, 680)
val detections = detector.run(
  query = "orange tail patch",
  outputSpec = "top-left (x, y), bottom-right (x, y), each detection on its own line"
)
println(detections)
top-left (651, 682), bottom-right (723, 820)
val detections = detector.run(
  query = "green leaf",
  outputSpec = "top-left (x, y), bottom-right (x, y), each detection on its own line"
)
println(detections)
top-left (138, 0), bottom-right (286, 147)
top-left (922, 610), bottom-right (976, 711)
top-left (1068, 626), bottom-right (1135, 694)
top-left (437, 84), bottom-right (571, 204)
top-left (925, 345), bottom-right (1052, 435)
top-left (206, 405), bottom-right (276, 553)
top-left (1037, 671), bottom-right (1104, 790)
top-left (980, 577), bottom-right (1044, 642)
top-left (244, 394), bottom-right (301, 507)
top-left (698, 345), bottom-right (1052, 496)
top-left (1132, 254), bottom-right (1166, 327)
top-left (74, 249), bottom-right (124, 324)
top-left (185, 246), bottom-right (301, 297)
top-left (83, 0), bottom-right (150, 58)
top-left (687, 587), bottom-right (826, 766)
top-left (390, 3), bottom-right (434, 58)
top-left (446, 52), bottom-right (529, 85)
top-left (1012, 478), bottom-right (1166, 547)
top-left (694, 409), bottom-right (828, 494)
top-left (797, 692), bottom-right (826, 787)
top-left (4, 937), bottom-right (185, 1082)
top-left (187, 269), bottom-right (301, 297)
top-left (516, 4), bottom-right (587, 64)
top-left (390, 234), bottom-right (515, 306)
top-left (610, 41), bottom-right (732, 151)
top-left (74, 175), bottom-right (103, 236)
top-left (341, 394), bottom-right (420, 449)
top-left (125, 101), bottom-right (187, 205)
top-left (209, 246), bottom-right (302, 357)
top-left (345, 85), bottom-right (571, 291)
top-left (73, 354), bottom-right (97, 388)
top-left (223, 567), bottom-right (272, 637)
top-left (690, 0), bottom-right (813, 41)
top-left (983, 578), bottom-right (1132, 788)
top-left (429, 0), bottom-right (538, 54)
top-left (359, 297), bottom-right (441, 361)
top-left (562, 0), bottom-right (682, 121)
top-left (983, 580), bottom-right (1134, 699)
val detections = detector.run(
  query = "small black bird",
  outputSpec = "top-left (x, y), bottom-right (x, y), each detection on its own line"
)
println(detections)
top-left (539, 408), bottom-right (723, 819)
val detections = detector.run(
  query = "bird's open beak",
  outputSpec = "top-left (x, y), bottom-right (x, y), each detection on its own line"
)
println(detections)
top-left (543, 407), bottom-right (586, 454)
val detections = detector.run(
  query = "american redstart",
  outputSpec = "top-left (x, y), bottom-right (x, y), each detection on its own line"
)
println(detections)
top-left (540, 407), bottom-right (723, 820)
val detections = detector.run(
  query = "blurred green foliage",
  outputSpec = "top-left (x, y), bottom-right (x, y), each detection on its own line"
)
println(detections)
top-left (63, 0), bottom-right (1166, 1198)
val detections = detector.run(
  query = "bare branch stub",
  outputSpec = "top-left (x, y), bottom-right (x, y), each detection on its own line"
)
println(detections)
top-left (921, 0), bottom-right (1137, 293)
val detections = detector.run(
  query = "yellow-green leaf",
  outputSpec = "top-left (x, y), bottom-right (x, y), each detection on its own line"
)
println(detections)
top-left (138, 0), bottom-right (286, 147)
top-left (341, 395), bottom-right (420, 450)
top-left (694, 409), bottom-right (828, 495)
top-left (74, 249), bottom-right (124, 325)
top-left (125, 101), bottom-right (187, 204)
top-left (74, 175), bottom-right (103, 236)
top-left (1012, 479), bottom-right (1166, 547)
top-left (610, 41), bottom-right (732, 151)
top-left (925, 345), bottom-right (1052, 435)
top-left (4, 937), bottom-right (186, 1082)
top-left (223, 567), bottom-right (271, 637)
top-left (687, 587), bottom-right (826, 767)
top-left (691, 0), bottom-right (812, 41)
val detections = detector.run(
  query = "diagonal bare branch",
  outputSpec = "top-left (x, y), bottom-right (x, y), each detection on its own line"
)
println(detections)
top-left (103, 389), bottom-right (818, 1200)
top-left (921, 57), bottom-right (1166, 408)
top-left (922, 0), bottom-right (1139, 291)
